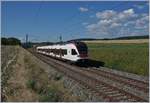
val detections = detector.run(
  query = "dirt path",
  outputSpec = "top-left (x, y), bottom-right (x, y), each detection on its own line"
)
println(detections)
top-left (5, 47), bottom-right (38, 102)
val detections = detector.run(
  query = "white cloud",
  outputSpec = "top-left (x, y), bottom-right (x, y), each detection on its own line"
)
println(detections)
top-left (85, 8), bottom-right (149, 37)
top-left (98, 19), bottom-right (112, 25)
top-left (79, 7), bottom-right (88, 12)
top-left (96, 9), bottom-right (137, 22)
top-left (96, 10), bottom-right (116, 19)
top-left (117, 9), bottom-right (137, 21)
top-left (135, 15), bottom-right (149, 29)
top-left (123, 9), bottom-right (134, 14)
top-left (124, 21), bottom-right (135, 27)
top-left (86, 24), bottom-right (97, 32)
top-left (110, 23), bottom-right (121, 28)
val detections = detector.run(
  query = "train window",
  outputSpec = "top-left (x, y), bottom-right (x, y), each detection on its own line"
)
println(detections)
top-left (71, 49), bottom-right (77, 55)
top-left (55, 49), bottom-right (57, 54)
top-left (49, 49), bottom-right (51, 53)
top-left (54, 49), bottom-right (59, 55)
top-left (47, 49), bottom-right (49, 52)
top-left (62, 49), bottom-right (67, 55)
top-left (56, 49), bottom-right (59, 55)
top-left (64, 50), bottom-right (67, 55)
top-left (57, 49), bottom-right (60, 55)
top-left (54, 49), bottom-right (56, 54)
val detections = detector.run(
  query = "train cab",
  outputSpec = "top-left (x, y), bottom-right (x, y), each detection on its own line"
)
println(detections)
top-left (71, 41), bottom-right (88, 62)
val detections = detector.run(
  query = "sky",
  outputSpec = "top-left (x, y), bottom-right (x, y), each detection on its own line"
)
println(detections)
top-left (1, 1), bottom-right (149, 42)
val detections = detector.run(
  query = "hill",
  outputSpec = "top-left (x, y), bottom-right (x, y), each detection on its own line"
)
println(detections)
top-left (68, 35), bottom-right (149, 42)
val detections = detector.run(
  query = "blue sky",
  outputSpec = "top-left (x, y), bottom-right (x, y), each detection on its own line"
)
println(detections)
top-left (1, 1), bottom-right (149, 42)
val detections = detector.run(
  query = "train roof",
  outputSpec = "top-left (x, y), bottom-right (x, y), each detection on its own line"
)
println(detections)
top-left (53, 40), bottom-right (86, 45)
top-left (37, 41), bottom-right (86, 48)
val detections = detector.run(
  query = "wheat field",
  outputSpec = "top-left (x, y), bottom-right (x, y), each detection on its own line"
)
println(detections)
top-left (83, 39), bottom-right (149, 44)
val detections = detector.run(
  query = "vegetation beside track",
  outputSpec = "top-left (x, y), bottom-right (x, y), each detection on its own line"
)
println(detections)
top-left (2, 46), bottom-right (79, 102)
top-left (24, 52), bottom-right (80, 102)
top-left (86, 43), bottom-right (149, 76)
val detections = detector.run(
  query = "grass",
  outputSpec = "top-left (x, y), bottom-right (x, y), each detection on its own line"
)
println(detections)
top-left (24, 53), bottom-right (80, 102)
top-left (86, 43), bottom-right (149, 76)
top-left (39, 82), bottom-right (66, 102)
top-left (39, 84), bottom-right (60, 102)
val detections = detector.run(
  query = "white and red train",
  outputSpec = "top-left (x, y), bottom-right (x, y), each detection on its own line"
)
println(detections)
top-left (36, 41), bottom-right (88, 62)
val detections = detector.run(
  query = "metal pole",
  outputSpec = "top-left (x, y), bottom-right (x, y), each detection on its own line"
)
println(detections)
top-left (25, 34), bottom-right (28, 47)
top-left (60, 35), bottom-right (62, 43)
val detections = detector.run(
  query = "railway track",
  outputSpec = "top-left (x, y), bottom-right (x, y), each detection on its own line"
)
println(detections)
top-left (85, 67), bottom-right (149, 93)
top-left (29, 49), bottom-right (149, 102)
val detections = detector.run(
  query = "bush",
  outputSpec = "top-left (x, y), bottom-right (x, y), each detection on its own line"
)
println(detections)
top-left (26, 79), bottom-right (36, 90)
top-left (39, 85), bottom-right (61, 102)
top-left (54, 73), bottom-right (62, 81)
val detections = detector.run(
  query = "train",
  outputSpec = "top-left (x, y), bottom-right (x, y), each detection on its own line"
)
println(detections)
top-left (36, 41), bottom-right (88, 63)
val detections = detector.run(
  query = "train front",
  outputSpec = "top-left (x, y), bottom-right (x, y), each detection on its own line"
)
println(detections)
top-left (75, 42), bottom-right (88, 62)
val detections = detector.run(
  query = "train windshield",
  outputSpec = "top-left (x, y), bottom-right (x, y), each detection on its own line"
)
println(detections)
top-left (75, 42), bottom-right (88, 54)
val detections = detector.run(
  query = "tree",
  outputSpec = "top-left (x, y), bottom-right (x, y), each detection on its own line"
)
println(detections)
top-left (1, 37), bottom-right (21, 45)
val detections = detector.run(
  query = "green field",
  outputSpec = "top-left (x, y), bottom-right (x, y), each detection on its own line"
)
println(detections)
top-left (86, 43), bottom-right (149, 76)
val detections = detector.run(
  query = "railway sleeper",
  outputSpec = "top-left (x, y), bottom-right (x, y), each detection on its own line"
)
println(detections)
top-left (138, 87), bottom-right (149, 93)
top-left (83, 85), bottom-right (117, 102)
top-left (95, 83), bottom-right (105, 86)
top-left (102, 95), bottom-right (119, 102)
top-left (109, 93), bottom-right (125, 98)
top-left (123, 92), bottom-right (146, 102)
top-left (127, 80), bottom-right (147, 86)
top-left (126, 98), bottom-right (137, 102)
top-left (119, 99), bottom-right (137, 102)
top-left (114, 95), bottom-right (130, 101)
top-left (99, 86), bottom-right (110, 90)
top-left (84, 85), bottom-right (118, 102)
top-left (98, 87), bottom-right (109, 92)
top-left (95, 85), bottom-right (107, 89)
top-left (110, 77), bottom-right (148, 92)
top-left (126, 83), bottom-right (149, 92)
top-left (97, 69), bottom-right (148, 85)
top-left (117, 95), bottom-right (142, 102)
top-left (105, 90), bottom-right (120, 95)
top-left (92, 70), bottom-right (148, 93)
top-left (101, 88), bottom-right (114, 92)
top-left (122, 97), bottom-right (138, 102)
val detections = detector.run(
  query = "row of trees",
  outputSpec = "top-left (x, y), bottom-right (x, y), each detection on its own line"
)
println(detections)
top-left (1, 37), bottom-right (21, 45)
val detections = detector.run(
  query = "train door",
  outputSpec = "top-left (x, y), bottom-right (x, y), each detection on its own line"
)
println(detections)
top-left (67, 48), bottom-right (78, 61)
top-left (64, 48), bottom-right (71, 60)
top-left (61, 48), bottom-right (67, 60)
top-left (60, 48), bottom-right (62, 58)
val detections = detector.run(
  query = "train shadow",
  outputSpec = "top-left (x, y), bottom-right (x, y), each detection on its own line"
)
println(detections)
top-left (76, 59), bottom-right (105, 68)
